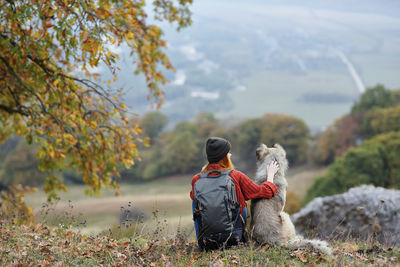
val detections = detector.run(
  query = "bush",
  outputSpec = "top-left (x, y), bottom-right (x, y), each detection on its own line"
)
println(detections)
top-left (303, 131), bottom-right (400, 205)
top-left (314, 114), bottom-right (363, 165)
top-left (361, 104), bottom-right (400, 138)
top-left (351, 84), bottom-right (396, 114)
top-left (313, 85), bottom-right (400, 166)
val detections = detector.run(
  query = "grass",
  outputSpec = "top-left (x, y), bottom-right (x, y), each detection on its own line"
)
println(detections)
top-left (4, 167), bottom-right (400, 266)
top-left (1, 217), bottom-right (399, 266)
top-left (24, 167), bottom-right (326, 236)
top-left (23, 166), bottom-right (327, 237)
top-left (25, 174), bottom-right (194, 236)
top-left (286, 165), bottom-right (327, 199)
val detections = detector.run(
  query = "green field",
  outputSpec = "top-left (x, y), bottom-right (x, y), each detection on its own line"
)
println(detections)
top-left (25, 166), bottom-right (326, 238)
top-left (224, 70), bottom-right (359, 130)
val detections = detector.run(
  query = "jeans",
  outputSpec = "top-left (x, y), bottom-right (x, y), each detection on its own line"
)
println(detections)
top-left (192, 201), bottom-right (247, 241)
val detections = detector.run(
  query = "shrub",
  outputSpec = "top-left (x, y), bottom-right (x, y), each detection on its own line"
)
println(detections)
top-left (361, 104), bottom-right (400, 138)
top-left (303, 131), bottom-right (400, 205)
top-left (351, 84), bottom-right (396, 114)
top-left (314, 114), bottom-right (363, 165)
top-left (314, 85), bottom-right (400, 166)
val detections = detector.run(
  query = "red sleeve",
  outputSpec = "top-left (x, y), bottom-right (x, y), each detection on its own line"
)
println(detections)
top-left (190, 174), bottom-right (200, 200)
top-left (232, 170), bottom-right (278, 201)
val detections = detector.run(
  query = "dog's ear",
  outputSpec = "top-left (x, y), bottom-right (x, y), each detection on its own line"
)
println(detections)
top-left (256, 144), bottom-right (268, 160)
top-left (274, 144), bottom-right (286, 158)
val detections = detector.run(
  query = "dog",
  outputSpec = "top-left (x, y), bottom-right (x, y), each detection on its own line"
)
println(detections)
top-left (250, 144), bottom-right (331, 254)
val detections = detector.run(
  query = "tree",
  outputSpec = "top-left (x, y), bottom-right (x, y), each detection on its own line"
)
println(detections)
top-left (230, 114), bottom-right (310, 171)
top-left (230, 118), bottom-right (263, 170)
top-left (0, 0), bottom-right (192, 208)
top-left (351, 84), bottom-right (396, 114)
top-left (0, 135), bottom-right (20, 167)
top-left (313, 84), bottom-right (399, 166)
top-left (140, 111), bottom-right (168, 143)
top-left (314, 114), bottom-right (363, 165)
top-left (303, 131), bottom-right (400, 205)
top-left (160, 129), bottom-right (202, 174)
top-left (0, 141), bottom-right (47, 187)
top-left (260, 114), bottom-right (310, 165)
top-left (121, 113), bottom-right (227, 180)
top-left (361, 104), bottom-right (400, 138)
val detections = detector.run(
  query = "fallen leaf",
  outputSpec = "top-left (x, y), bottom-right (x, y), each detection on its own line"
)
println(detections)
top-left (291, 250), bottom-right (308, 263)
top-left (119, 241), bottom-right (130, 248)
top-left (261, 244), bottom-right (270, 250)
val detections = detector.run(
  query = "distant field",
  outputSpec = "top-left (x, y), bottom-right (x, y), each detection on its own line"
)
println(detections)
top-left (25, 174), bottom-right (194, 237)
top-left (225, 70), bottom-right (358, 130)
top-left (286, 165), bottom-right (327, 199)
top-left (25, 167), bottom-right (326, 238)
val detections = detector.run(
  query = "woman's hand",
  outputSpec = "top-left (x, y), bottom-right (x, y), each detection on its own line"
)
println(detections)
top-left (267, 160), bottom-right (279, 183)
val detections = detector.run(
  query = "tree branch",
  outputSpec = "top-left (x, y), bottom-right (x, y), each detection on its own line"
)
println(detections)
top-left (0, 104), bottom-right (29, 116)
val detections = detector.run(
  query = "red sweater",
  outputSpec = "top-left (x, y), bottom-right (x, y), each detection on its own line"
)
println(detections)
top-left (190, 164), bottom-right (278, 213)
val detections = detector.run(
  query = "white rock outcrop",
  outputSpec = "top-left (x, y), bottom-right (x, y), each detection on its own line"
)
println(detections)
top-left (292, 185), bottom-right (400, 246)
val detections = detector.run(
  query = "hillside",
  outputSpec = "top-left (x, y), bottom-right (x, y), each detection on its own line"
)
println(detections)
top-left (1, 219), bottom-right (399, 266)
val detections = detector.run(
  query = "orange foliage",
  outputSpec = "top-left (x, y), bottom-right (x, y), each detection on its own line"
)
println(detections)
top-left (0, 184), bottom-right (36, 224)
top-left (284, 191), bottom-right (301, 215)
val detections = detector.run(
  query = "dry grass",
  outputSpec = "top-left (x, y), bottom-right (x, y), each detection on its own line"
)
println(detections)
top-left (7, 168), bottom-right (400, 266)
top-left (1, 218), bottom-right (399, 266)
top-left (24, 167), bottom-right (325, 236)
top-left (286, 165), bottom-right (327, 199)
top-left (25, 174), bottom-right (193, 235)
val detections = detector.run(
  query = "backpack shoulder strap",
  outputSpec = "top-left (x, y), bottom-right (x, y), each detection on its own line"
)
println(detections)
top-left (199, 169), bottom-right (233, 179)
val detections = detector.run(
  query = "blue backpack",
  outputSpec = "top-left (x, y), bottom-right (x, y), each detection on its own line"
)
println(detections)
top-left (193, 170), bottom-right (244, 250)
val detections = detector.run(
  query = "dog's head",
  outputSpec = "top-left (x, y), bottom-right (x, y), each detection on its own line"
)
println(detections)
top-left (256, 143), bottom-right (288, 176)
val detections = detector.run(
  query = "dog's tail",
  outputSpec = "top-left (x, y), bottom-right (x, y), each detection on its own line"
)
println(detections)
top-left (287, 235), bottom-right (332, 255)
top-left (279, 212), bottom-right (332, 254)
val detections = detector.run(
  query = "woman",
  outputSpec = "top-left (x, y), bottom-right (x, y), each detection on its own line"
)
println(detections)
top-left (190, 137), bottom-right (279, 250)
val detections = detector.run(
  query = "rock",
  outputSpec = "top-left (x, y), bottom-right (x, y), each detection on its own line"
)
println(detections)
top-left (119, 206), bottom-right (147, 225)
top-left (292, 185), bottom-right (400, 246)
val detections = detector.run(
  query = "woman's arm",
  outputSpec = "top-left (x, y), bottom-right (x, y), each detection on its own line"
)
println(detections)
top-left (234, 171), bottom-right (278, 200)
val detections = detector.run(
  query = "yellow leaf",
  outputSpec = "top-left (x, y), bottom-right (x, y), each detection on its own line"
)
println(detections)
top-left (125, 159), bottom-right (134, 166)
top-left (126, 32), bottom-right (134, 39)
top-left (89, 121), bottom-right (97, 129)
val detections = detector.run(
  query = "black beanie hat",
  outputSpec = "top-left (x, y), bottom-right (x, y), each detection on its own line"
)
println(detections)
top-left (206, 137), bottom-right (231, 163)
